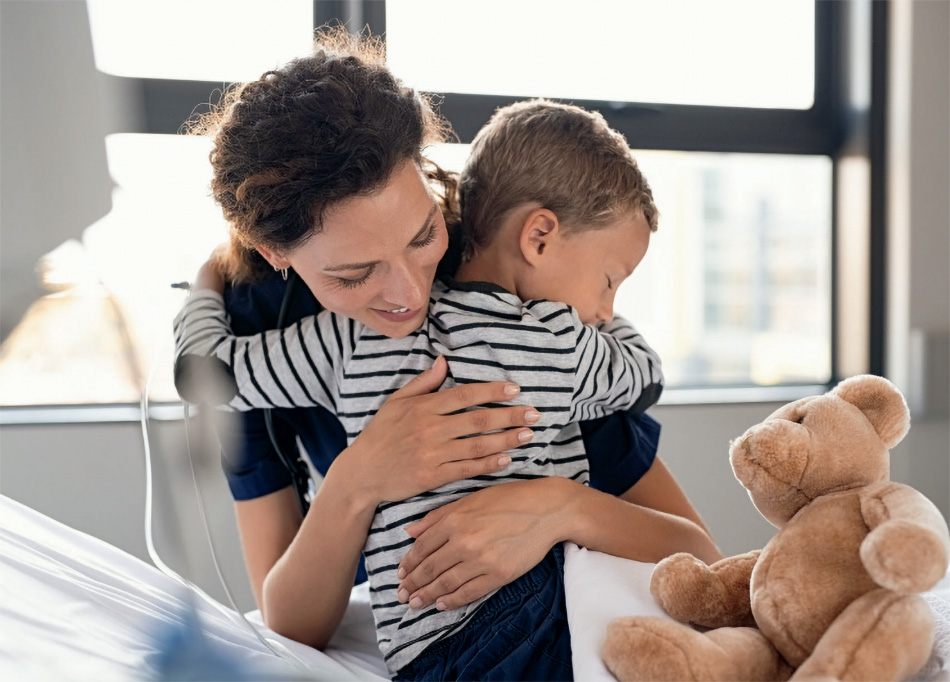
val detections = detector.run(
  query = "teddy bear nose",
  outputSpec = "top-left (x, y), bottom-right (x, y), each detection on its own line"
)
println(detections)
top-left (729, 433), bottom-right (758, 489)
top-left (730, 420), bottom-right (811, 494)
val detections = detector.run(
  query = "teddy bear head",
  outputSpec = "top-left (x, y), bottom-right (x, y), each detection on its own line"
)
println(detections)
top-left (728, 374), bottom-right (911, 528)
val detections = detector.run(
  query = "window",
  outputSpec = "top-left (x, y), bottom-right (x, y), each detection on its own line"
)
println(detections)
top-left (394, 0), bottom-right (839, 389)
top-left (0, 1), bottom-right (878, 408)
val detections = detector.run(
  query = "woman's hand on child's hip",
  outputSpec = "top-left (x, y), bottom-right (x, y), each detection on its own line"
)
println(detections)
top-left (342, 356), bottom-right (539, 506)
top-left (395, 478), bottom-right (572, 611)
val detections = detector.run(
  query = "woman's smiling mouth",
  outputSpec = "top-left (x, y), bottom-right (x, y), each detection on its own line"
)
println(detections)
top-left (372, 306), bottom-right (420, 324)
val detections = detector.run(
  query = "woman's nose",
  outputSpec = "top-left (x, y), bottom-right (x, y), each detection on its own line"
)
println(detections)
top-left (387, 261), bottom-right (429, 310)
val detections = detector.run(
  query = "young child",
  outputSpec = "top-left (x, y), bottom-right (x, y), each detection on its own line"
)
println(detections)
top-left (175, 99), bottom-right (662, 679)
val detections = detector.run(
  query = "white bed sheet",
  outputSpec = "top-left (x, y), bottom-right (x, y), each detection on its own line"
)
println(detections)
top-left (0, 494), bottom-right (388, 681)
top-left (4, 494), bottom-right (949, 681)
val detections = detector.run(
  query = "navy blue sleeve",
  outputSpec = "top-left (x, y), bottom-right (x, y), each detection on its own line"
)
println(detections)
top-left (581, 410), bottom-right (661, 497)
top-left (219, 272), bottom-right (363, 583)
top-left (221, 272), bottom-right (348, 497)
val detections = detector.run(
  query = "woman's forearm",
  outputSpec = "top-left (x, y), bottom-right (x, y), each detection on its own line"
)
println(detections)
top-left (258, 359), bottom-right (538, 646)
top-left (234, 488), bottom-right (303, 611)
top-left (619, 457), bottom-right (720, 545)
top-left (261, 459), bottom-right (377, 649)
top-left (395, 470), bottom-right (723, 612)
top-left (553, 474), bottom-right (723, 565)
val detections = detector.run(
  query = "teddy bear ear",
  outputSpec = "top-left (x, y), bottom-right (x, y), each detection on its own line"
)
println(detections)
top-left (833, 374), bottom-right (911, 449)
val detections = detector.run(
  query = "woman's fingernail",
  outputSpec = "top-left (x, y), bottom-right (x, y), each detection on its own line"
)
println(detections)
top-left (436, 601), bottom-right (447, 611)
top-left (409, 597), bottom-right (423, 610)
top-left (397, 567), bottom-right (406, 580)
top-left (398, 589), bottom-right (409, 603)
top-left (504, 383), bottom-right (520, 397)
top-left (497, 455), bottom-right (511, 467)
top-left (518, 429), bottom-right (534, 443)
top-left (525, 410), bottom-right (541, 424)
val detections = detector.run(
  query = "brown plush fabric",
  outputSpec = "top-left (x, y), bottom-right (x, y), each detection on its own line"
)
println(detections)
top-left (602, 375), bottom-right (950, 682)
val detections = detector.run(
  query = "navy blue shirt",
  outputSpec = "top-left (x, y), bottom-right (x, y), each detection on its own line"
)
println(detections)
top-left (211, 271), bottom-right (661, 583)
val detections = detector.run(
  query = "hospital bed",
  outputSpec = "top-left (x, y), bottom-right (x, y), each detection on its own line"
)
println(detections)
top-left (2, 493), bottom-right (949, 680)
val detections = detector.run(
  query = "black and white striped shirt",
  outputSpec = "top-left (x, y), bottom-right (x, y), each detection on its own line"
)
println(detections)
top-left (173, 277), bottom-right (662, 673)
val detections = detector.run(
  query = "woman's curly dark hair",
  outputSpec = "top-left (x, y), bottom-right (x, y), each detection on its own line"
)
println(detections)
top-left (190, 27), bottom-right (457, 282)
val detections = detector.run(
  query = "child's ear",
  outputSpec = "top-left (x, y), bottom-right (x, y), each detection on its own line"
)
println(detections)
top-left (256, 245), bottom-right (291, 270)
top-left (519, 208), bottom-right (560, 266)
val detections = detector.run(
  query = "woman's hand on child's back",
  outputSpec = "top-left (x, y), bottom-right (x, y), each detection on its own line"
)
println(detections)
top-left (395, 477), bottom-right (573, 611)
top-left (338, 355), bottom-right (539, 507)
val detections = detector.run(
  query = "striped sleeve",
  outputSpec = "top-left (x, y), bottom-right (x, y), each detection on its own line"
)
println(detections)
top-left (173, 289), bottom-right (343, 412)
top-left (570, 314), bottom-right (664, 422)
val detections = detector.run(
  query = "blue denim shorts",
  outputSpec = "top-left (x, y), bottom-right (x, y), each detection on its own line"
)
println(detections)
top-left (392, 544), bottom-right (572, 681)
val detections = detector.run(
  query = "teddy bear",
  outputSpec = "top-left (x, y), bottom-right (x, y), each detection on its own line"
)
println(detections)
top-left (602, 374), bottom-right (950, 682)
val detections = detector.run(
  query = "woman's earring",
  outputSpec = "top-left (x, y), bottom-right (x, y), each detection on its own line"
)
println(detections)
top-left (273, 264), bottom-right (289, 281)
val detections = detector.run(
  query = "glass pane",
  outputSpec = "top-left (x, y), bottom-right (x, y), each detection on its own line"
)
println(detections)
top-left (387, 0), bottom-right (814, 109)
top-left (0, 138), bottom-right (831, 406)
top-left (0, 134), bottom-right (228, 406)
top-left (428, 144), bottom-right (833, 388)
top-left (620, 151), bottom-right (833, 387)
top-left (86, 0), bottom-right (313, 82)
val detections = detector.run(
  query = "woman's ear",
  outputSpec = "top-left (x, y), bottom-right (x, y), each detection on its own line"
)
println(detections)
top-left (256, 245), bottom-right (291, 270)
top-left (519, 208), bottom-right (560, 266)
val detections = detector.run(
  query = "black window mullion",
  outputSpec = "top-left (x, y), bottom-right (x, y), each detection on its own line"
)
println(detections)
top-left (868, 0), bottom-right (889, 376)
top-left (438, 93), bottom-right (836, 155)
top-left (314, 0), bottom-right (351, 28)
top-left (119, 0), bottom-right (840, 157)
top-left (139, 78), bottom-right (231, 135)
top-left (314, 1), bottom-right (385, 36)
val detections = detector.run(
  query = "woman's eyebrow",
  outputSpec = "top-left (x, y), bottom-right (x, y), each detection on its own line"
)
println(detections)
top-left (324, 259), bottom-right (378, 273)
top-left (323, 205), bottom-right (439, 273)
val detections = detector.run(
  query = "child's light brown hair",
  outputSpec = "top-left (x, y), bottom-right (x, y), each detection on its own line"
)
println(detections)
top-left (458, 99), bottom-right (658, 261)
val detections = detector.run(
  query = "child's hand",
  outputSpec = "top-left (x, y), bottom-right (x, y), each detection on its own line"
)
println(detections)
top-left (193, 245), bottom-right (227, 294)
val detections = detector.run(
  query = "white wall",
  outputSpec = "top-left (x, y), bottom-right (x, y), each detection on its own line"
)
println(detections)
top-left (884, 0), bottom-right (950, 531)
top-left (1, 0), bottom-right (947, 615)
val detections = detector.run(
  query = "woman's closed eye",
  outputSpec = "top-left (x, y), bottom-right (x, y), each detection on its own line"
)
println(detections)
top-left (409, 222), bottom-right (438, 249)
top-left (332, 263), bottom-right (377, 290)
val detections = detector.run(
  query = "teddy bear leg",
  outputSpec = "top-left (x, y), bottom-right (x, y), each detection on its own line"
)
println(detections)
top-left (603, 616), bottom-right (791, 682)
top-left (790, 589), bottom-right (935, 682)
top-left (705, 627), bottom-right (794, 681)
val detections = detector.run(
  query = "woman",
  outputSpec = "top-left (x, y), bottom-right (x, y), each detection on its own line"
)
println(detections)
top-left (181, 27), bottom-right (720, 664)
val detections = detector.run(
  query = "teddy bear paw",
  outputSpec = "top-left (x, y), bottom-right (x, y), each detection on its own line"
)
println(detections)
top-left (861, 520), bottom-right (949, 593)
top-left (650, 553), bottom-right (713, 620)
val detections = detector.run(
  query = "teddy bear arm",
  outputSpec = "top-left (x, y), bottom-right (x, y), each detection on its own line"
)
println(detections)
top-left (859, 481), bottom-right (950, 593)
top-left (651, 550), bottom-right (760, 628)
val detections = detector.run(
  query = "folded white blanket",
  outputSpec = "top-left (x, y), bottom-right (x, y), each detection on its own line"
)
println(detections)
top-left (563, 541), bottom-right (950, 682)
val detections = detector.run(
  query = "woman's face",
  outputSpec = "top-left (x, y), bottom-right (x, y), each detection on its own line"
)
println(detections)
top-left (279, 160), bottom-right (447, 339)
